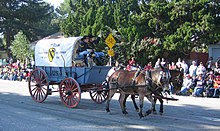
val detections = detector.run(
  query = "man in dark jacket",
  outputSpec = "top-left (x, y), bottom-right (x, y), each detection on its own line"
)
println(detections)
top-left (78, 35), bottom-right (104, 66)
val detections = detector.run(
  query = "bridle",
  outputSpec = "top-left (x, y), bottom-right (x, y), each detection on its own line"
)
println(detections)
top-left (145, 69), bottom-right (171, 91)
top-left (160, 70), bottom-right (171, 85)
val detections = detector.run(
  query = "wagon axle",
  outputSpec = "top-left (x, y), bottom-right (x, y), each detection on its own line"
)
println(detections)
top-left (66, 90), bottom-right (72, 96)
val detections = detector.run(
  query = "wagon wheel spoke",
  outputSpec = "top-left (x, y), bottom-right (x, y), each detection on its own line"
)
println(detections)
top-left (69, 97), bottom-right (76, 106)
top-left (99, 92), bottom-right (106, 101)
top-left (59, 78), bottom-right (81, 108)
top-left (72, 86), bottom-right (78, 92)
top-left (28, 68), bottom-right (49, 103)
top-left (32, 88), bottom-right (38, 97)
top-left (95, 93), bottom-right (102, 103)
top-left (90, 84), bottom-right (109, 104)
top-left (64, 95), bottom-right (68, 103)
top-left (67, 91), bottom-right (80, 105)
top-left (96, 92), bottom-right (106, 103)
top-left (38, 90), bottom-right (44, 101)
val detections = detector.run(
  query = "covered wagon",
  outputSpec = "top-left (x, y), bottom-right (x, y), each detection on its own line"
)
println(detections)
top-left (28, 37), bottom-right (111, 108)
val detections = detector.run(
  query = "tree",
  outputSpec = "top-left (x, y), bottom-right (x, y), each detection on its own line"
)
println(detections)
top-left (162, 0), bottom-right (220, 58)
top-left (58, 0), bottom-right (220, 65)
top-left (0, 38), bottom-right (3, 50)
top-left (11, 31), bottom-right (32, 62)
top-left (131, 0), bottom-right (220, 62)
top-left (0, 0), bottom-right (58, 57)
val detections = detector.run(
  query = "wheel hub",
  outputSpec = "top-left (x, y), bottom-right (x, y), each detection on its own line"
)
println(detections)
top-left (36, 83), bottom-right (41, 87)
top-left (66, 90), bottom-right (72, 96)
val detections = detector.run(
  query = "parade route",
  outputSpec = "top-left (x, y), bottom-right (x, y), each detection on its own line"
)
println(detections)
top-left (0, 80), bottom-right (220, 131)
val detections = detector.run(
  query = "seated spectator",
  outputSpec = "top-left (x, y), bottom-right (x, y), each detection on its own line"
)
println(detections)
top-left (12, 71), bottom-right (18, 81)
top-left (154, 58), bottom-right (161, 68)
top-left (2, 72), bottom-right (9, 80)
top-left (160, 58), bottom-right (166, 67)
top-left (17, 71), bottom-right (23, 81)
top-left (196, 62), bottom-right (206, 78)
top-left (0, 71), bottom-right (3, 79)
top-left (24, 71), bottom-right (31, 81)
top-left (169, 62), bottom-right (176, 70)
top-left (178, 74), bottom-right (194, 96)
top-left (181, 60), bottom-right (188, 75)
top-left (126, 56), bottom-right (138, 71)
top-left (176, 58), bottom-right (182, 69)
top-left (193, 74), bottom-right (206, 97)
top-left (206, 57), bottom-right (214, 72)
top-left (3, 66), bottom-right (8, 73)
top-left (204, 71), bottom-right (214, 97)
top-left (144, 62), bottom-right (153, 71)
top-left (177, 63), bottom-right (184, 72)
top-left (189, 60), bottom-right (197, 78)
top-left (213, 62), bottom-right (220, 75)
top-left (8, 72), bottom-right (13, 81)
top-left (209, 75), bottom-right (220, 98)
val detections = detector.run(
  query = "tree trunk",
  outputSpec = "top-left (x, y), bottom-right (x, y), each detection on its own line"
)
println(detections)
top-left (5, 28), bottom-right (13, 58)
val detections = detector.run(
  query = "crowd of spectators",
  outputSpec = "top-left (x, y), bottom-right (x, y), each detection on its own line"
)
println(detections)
top-left (125, 56), bottom-right (220, 98)
top-left (0, 59), bottom-right (33, 82)
top-left (2, 56), bottom-right (219, 98)
top-left (171, 57), bottom-right (220, 98)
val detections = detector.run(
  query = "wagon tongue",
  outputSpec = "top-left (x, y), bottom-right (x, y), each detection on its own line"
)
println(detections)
top-left (153, 95), bottom-right (178, 101)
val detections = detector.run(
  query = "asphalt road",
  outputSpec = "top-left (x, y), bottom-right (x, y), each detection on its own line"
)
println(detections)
top-left (0, 79), bottom-right (220, 131)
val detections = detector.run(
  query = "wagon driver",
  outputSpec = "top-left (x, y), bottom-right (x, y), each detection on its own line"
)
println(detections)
top-left (88, 34), bottom-right (105, 64)
top-left (78, 34), bottom-right (104, 66)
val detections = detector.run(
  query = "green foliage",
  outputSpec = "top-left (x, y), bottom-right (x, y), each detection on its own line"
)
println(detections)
top-left (0, 0), bottom-right (59, 57)
top-left (11, 31), bottom-right (32, 62)
top-left (59, 0), bottom-right (220, 66)
top-left (0, 38), bottom-right (3, 49)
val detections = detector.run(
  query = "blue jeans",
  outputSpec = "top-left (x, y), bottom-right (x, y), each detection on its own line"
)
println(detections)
top-left (193, 87), bottom-right (204, 96)
top-left (212, 88), bottom-right (219, 97)
top-left (78, 51), bottom-right (104, 59)
top-left (78, 51), bottom-right (89, 59)
top-left (169, 83), bottom-right (174, 94)
top-left (78, 51), bottom-right (104, 66)
top-left (180, 86), bottom-right (188, 95)
top-left (95, 52), bottom-right (104, 57)
top-left (209, 88), bottom-right (219, 97)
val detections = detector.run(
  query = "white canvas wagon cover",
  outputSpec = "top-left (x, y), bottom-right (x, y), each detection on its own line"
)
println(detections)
top-left (35, 37), bottom-right (82, 67)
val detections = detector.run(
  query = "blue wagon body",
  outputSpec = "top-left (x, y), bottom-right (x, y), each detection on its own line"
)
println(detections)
top-left (37, 66), bottom-right (111, 85)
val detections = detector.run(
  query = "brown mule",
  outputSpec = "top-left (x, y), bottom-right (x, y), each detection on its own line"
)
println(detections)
top-left (105, 69), bottom-right (155, 118)
top-left (117, 66), bottom-right (171, 116)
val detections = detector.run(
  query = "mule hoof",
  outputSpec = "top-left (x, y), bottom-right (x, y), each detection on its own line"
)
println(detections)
top-left (159, 112), bottom-right (163, 115)
top-left (153, 111), bottom-right (157, 115)
top-left (139, 113), bottom-right (144, 118)
top-left (122, 111), bottom-right (128, 114)
top-left (106, 109), bottom-right (110, 112)
top-left (135, 109), bottom-right (139, 112)
top-left (145, 110), bottom-right (152, 116)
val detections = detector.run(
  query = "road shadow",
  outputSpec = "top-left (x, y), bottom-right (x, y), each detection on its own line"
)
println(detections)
top-left (0, 92), bottom-right (220, 131)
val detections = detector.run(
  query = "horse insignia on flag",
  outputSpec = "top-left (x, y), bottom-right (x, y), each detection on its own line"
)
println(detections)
top-left (48, 48), bottom-right (56, 62)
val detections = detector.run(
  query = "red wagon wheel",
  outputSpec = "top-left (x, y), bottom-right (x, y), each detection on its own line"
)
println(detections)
top-left (28, 68), bottom-right (49, 103)
top-left (59, 78), bottom-right (81, 108)
top-left (89, 82), bottom-right (109, 104)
